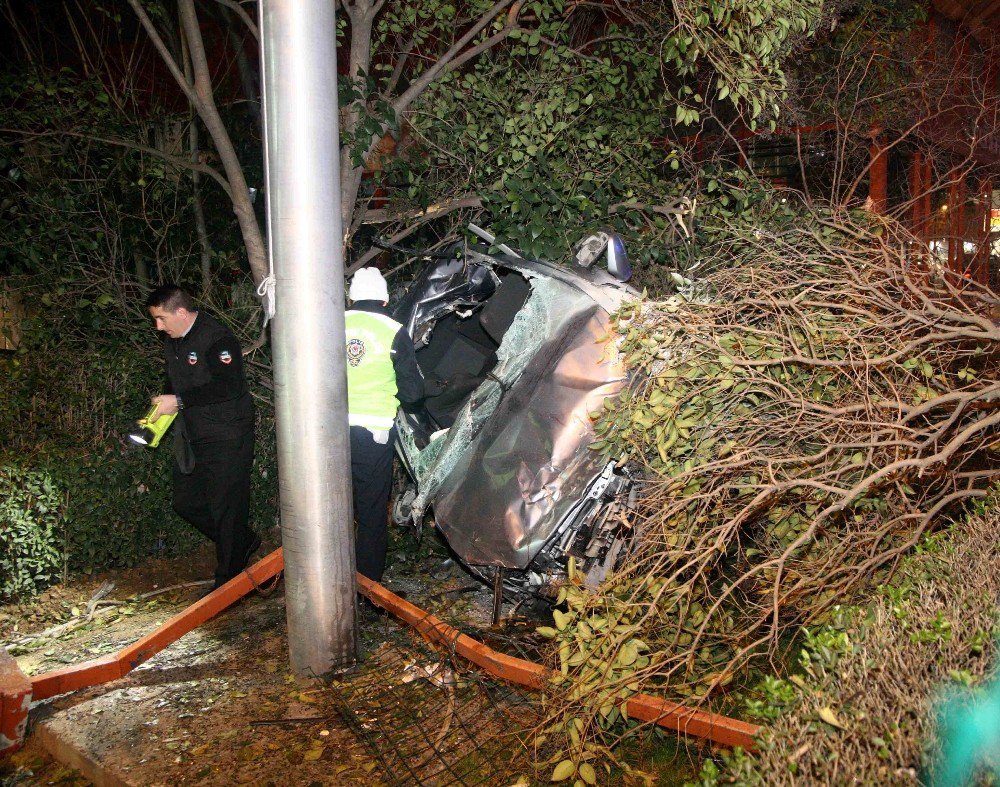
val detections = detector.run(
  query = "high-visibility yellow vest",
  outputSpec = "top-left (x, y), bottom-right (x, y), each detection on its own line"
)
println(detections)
top-left (345, 310), bottom-right (401, 430)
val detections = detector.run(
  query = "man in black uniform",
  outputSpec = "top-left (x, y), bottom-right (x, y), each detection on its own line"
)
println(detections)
top-left (146, 284), bottom-right (258, 589)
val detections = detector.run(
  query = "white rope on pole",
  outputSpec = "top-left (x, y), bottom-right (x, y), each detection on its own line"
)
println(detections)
top-left (256, 271), bottom-right (276, 327)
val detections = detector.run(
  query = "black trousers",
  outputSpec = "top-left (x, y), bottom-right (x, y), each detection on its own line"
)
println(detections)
top-left (173, 431), bottom-right (255, 587)
top-left (351, 425), bottom-right (395, 582)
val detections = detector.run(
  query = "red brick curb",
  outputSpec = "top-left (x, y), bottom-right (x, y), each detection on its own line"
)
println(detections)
top-left (0, 645), bottom-right (31, 756)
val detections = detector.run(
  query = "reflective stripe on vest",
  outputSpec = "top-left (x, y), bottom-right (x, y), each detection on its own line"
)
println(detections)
top-left (345, 310), bottom-right (402, 430)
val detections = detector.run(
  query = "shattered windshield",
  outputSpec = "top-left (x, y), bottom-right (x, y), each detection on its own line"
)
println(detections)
top-left (396, 268), bottom-right (547, 484)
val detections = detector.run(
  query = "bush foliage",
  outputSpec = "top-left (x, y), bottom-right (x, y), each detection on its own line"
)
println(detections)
top-left (0, 52), bottom-right (281, 597)
top-left (534, 198), bottom-right (1000, 780)
top-left (0, 464), bottom-right (63, 600)
top-left (692, 495), bottom-right (1000, 785)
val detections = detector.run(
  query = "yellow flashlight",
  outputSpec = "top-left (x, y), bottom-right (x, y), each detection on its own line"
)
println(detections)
top-left (128, 404), bottom-right (177, 448)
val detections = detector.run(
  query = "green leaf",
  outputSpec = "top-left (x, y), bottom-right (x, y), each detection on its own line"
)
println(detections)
top-left (553, 608), bottom-right (570, 630)
top-left (551, 760), bottom-right (576, 782)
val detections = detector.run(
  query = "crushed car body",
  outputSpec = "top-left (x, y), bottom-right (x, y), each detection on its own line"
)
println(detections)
top-left (392, 230), bottom-right (639, 597)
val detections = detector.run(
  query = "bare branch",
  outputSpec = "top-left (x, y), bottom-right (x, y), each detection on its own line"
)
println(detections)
top-left (392, 1), bottom-right (525, 119)
top-left (124, 0), bottom-right (204, 114)
top-left (0, 127), bottom-right (233, 196)
top-left (209, 0), bottom-right (259, 41)
top-left (349, 195), bottom-right (484, 272)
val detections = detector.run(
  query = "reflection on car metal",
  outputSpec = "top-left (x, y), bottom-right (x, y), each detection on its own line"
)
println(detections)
top-left (394, 243), bottom-right (637, 594)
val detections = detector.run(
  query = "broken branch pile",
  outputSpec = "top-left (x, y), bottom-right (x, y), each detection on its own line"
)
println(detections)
top-left (537, 204), bottom-right (1000, 775)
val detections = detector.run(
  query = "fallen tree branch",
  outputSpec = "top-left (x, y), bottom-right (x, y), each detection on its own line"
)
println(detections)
top-left (5, 580), bottom-right (211, 651)
top-left (537, 198), bottom-right (1000, 759)
top-left (349, 195), bottom-right (484, 273)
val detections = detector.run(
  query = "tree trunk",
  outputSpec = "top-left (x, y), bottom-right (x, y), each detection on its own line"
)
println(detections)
top-left (135, 254), bottom-right (149, 290)
top-left (339, 0), bottom-right (378, 244)
top-left (190, 122), bottom-right (214, 296)
top-left (224, 9), bottom-right (263, 135)
top-left (180, 25), bottom-right (214, 295)
top-left (176, 0), bottom-right (267, 287)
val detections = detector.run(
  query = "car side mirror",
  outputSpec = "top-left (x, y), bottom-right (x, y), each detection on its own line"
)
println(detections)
top-left (574, 231), bottom-right (632, 282)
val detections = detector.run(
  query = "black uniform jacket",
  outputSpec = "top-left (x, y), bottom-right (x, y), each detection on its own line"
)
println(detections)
top-left (163, 312), bottom-right (254, 444)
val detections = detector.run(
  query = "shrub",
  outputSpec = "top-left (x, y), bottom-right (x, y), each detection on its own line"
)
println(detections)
top-left (0, 464), bottom-right (63, 600)
top-left (690, 496), bottom-right (1000, 785)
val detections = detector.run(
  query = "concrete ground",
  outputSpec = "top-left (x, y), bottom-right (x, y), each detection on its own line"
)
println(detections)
top-left (2, 550), bottom-right (540, 787)
top-left (21, 589), bottom-right (378, 786)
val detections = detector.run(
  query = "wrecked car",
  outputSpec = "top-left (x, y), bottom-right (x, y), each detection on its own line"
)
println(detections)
top-left (391, 227), bottom-right (639, 601)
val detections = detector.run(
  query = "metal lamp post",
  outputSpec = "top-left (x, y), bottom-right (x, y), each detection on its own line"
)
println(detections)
top-left (259, 0), bottom-right (356, 674)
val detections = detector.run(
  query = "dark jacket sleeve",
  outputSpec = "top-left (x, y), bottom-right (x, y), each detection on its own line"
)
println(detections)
top-left (162, 339), bottom-right (174, 395)
top-left (177, 335), bottom-right (248, 407)
top-left (391, 327), bottom-right (424, 409)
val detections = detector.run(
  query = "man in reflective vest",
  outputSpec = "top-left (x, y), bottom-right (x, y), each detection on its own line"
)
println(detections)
top-left (346, 267), bottom-right (424, 581)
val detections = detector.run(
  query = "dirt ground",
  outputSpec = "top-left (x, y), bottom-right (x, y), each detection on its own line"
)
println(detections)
top-left (0, 531), bottom-right (702, 786)
top-left (0, 534), bottom-right (545, 787)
